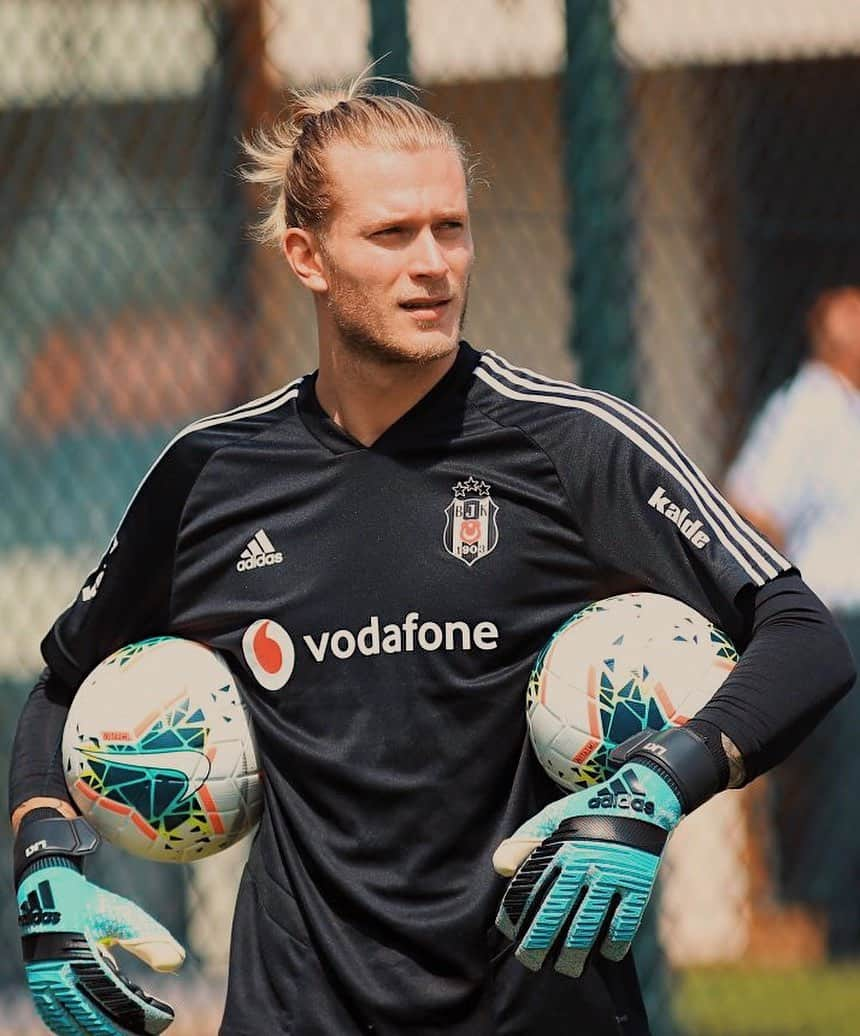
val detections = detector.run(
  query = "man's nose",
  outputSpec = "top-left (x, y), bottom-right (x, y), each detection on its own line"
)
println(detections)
top-left (409, 227), bottom-right (449, 279)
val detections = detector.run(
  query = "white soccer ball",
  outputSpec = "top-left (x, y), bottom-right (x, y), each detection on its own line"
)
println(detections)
top-left (527, 593), bottom-right (738, 791)
top-left (63, 636), bottom-right (262, 862)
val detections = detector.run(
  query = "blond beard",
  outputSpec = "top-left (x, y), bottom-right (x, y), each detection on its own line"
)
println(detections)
top-left (325, 274), bottom-right (469, 367)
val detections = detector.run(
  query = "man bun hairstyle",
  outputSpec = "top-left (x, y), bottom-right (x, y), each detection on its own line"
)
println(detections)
top-left (241, 70), bottom-right (472, 247)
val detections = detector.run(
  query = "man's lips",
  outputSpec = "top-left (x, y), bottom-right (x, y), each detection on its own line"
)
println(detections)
top-left (399, 298), bottom-right (451, 317)
top-left (400, 298), bottom-right (452, 313)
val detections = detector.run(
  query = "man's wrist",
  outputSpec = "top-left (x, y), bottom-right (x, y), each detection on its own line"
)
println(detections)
top-left (610, 726), bottom-right (726, 814)
top-left (721, 732), bottom-right (746, 788)
top-left (11, 797), bottom-right (77, 836)
top-left (13, 813), bottom-right (99, 885)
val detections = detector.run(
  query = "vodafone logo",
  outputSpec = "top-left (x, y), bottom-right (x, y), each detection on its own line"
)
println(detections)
top-left (242, 610), bottom-right (499, 691)
top-left (242, 619), bottom-right (295, 690)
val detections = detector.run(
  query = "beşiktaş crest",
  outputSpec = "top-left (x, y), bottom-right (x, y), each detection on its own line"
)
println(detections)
top-left (444, 476), bottom-right (499, 567)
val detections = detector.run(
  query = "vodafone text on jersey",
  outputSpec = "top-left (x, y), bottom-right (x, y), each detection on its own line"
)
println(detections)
top-left (243, 612), bottom-right (499, 689)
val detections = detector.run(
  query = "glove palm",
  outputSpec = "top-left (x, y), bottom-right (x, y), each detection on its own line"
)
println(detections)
top-left (494, 763), bottom-right (682, 977)
top-left (18, 858), bottom-right (184, 1035)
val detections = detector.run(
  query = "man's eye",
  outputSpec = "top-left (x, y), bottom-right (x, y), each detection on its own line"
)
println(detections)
top-left (438, 222), bottom-right (463, 232)
top-left (374, 226), bottom-right (404, 237)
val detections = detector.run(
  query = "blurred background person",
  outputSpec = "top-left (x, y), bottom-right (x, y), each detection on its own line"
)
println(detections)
top-left (727, 285), bottom-right (860, 956)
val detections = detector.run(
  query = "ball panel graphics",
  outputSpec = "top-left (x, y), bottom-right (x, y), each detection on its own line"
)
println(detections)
top-left (527, 594), bottom-right (738, 792)
top-left (63, 637), bottom-right (262, 862)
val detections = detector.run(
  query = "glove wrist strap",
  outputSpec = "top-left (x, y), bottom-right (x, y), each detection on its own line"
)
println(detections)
top-left (14, 813), bottom-right (100, 885)
top-left (609, 726), bottom-right (724, 814)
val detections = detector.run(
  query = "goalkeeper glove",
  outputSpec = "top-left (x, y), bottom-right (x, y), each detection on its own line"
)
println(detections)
top-left (494, 726), bottom-right (725, 977)
top-left (15, 808), bottom-right (185, 1035)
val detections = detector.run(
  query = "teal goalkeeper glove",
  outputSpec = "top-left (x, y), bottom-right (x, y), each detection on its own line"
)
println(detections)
top-left (15, 810), bottom-right (185, 1035)
top-left (494, 726), bottom-right (726, 977)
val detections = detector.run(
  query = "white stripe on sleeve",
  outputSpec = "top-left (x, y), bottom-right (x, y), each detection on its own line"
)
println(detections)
top-left (481, 353), bottom-right (791, 578)
top-left (475, 362), bottom-right (783, 585)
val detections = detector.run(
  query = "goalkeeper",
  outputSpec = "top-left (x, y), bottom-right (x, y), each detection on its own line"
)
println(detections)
top-left (10, 74), bottom-right (856, 1036)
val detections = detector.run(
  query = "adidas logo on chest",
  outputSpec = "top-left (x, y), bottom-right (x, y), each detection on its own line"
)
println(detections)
top-left (237, 529), bottom-right (283, 572)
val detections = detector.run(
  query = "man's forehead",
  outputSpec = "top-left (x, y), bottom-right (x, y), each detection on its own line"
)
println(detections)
top-left (326, 143), bottom-right (468, 221)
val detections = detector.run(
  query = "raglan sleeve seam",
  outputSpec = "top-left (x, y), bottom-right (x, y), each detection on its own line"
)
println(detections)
top-left (167, 411), bottom-right (300, 624)
top-left (465, 395), bottom-right (602, 573)
top-left (167, 431), bottom-right (232, 626)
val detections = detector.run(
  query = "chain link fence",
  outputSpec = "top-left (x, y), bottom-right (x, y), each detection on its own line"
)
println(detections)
top-left (2, 2), bottom-right (859, 1032)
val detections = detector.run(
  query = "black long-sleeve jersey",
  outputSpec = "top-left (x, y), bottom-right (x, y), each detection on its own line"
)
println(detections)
top-left (16, 342), bottom-right (850, 1035)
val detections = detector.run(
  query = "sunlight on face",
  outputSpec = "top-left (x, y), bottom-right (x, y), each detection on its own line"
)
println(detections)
top-left (318, 144), bottom-right (475, 366)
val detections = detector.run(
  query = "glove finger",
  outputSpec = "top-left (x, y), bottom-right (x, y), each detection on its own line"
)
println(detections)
top-left (495, 844), bottom-right (562, 942)
top-left (28, 966), bottom-right (126, 1036)
top-left (492, 835), bottom-right (541, 877)
top-left (599, 888), bottom-right (650, 962)
top-left (514, 865), bottom-right (588, 973)
top-left (552, 882), bottom-right (617, 978)
top-left (26, 945), bottom-right (175, 1036)
top-left (498, 794), bottom-right (583, 848)
top-left (93, 889), bottom-right (186, 973)
top-left (495, 826), bottom-right (577, 943)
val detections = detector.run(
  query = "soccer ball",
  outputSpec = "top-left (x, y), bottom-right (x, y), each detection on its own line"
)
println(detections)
top-left (527, 593), bottom-right (738, 792)
top-left (63, 636), bottom-right (263, 862)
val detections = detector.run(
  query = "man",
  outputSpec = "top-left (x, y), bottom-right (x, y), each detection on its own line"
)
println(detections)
top-left (727, 286), bottom-right (860, 611)
top-left (727, 285), bottom-right (860, 955)
top-left (10, 80), bottom-right (855, 1036)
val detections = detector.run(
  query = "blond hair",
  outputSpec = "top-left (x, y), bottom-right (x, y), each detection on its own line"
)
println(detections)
top-left (241, 72), bottom-right (471, 247)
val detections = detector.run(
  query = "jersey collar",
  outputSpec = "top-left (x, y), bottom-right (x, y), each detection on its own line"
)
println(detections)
top-left (296, 341), bottom-right (482, 456)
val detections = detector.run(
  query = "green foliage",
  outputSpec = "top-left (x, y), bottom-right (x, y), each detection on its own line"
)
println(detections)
top-left (676, 964), bottom-right (860, 1036)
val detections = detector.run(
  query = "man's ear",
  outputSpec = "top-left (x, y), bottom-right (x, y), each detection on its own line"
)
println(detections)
top-left (282, 228), bottom-right (328, 293)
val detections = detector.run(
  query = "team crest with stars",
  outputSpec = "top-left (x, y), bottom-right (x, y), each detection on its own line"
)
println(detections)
top-left (444, 476), bottom-right (499, 567)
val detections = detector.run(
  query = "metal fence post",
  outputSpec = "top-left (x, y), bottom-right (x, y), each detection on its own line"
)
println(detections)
top-left (369, 0), bottom-right (411, 88)
top-left (563, 0), bottom-right (636, 401)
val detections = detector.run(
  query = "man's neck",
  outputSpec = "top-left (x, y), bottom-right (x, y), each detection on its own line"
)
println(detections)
top-left (315, 343), bottom-right (459, 447)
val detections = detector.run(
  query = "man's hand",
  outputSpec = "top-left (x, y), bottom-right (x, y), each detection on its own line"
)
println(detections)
top-left (493, 762), bottom-right (682, 977)
top-left (15, 810), bottom-right (185, 1035)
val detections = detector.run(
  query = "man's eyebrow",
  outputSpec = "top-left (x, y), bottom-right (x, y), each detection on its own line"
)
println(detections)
top-left (362, 215), bottom-right (410, 231)
top-left (362, 211), bottom-right (468, 231)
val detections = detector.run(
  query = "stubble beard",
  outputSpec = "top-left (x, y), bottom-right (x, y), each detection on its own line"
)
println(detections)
top-left (326, 277), bottom-right (470, 368)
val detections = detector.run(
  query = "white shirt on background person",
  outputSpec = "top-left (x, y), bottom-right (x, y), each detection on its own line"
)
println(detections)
top-left (727, 361), bottom-right (860, 611)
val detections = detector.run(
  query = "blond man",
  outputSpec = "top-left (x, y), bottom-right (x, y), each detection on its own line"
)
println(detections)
top-left (11, 77), bottom-right (854, 1036)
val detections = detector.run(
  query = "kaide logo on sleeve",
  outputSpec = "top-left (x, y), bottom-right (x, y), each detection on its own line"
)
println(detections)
top-left (80, 536), bottom-right (119, 602)
top-left (648, 487), bottom-right (710, 549)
